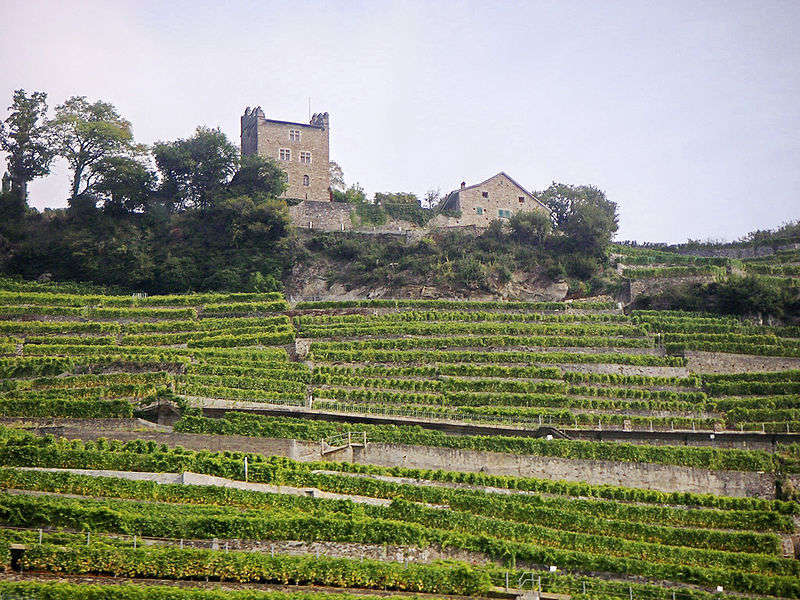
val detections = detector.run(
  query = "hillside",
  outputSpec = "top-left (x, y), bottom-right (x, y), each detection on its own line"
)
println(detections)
top-left (0, 278), bottom-right (799, 600)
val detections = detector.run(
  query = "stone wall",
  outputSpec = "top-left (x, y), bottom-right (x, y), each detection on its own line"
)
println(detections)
top-left (47, 426), bottom-right (777, 498)
top-left (686, 350), bottom-right (800, 374)
top-left (627, 275), bottom-right (717, 303)
top-left (289, 200), bottom-right (354, 231)
top-left (339, 442), bottom-right (775, 498)
top-left (52, 426), bottom-right (301, 458)
top-left (668, 243), bottom-right (800, 259)
top-left (446, 173), bottom-right (549, 228)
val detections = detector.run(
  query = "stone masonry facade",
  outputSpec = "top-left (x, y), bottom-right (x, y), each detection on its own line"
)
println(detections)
top-left (437, 172), bottom-right (551, 227)
top-left (288, 200), bottom-right (354, 231)
top-left (239, 107), bottom-right (548, 233)
top-left (241, 107), bottom-right (330, 203)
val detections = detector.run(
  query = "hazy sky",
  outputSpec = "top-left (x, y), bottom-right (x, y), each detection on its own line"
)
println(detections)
top-left (1, 0), bottom-right (799, 243)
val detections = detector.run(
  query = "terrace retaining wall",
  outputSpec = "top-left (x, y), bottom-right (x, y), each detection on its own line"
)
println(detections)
top-left (686, 350), bottom-right (800, 374)
top-left (44, 425), bottom-right (777, 499)
top-left (627, 276), bottom-right (717, 303)
top-left (333, 441), bottom-right (775, 498)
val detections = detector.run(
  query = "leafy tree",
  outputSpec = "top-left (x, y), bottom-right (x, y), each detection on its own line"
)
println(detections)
top-left (153, 126), bottom-right (238, 211)
top-left (0, 89), bottom-right (55, 204)
top-left (49, 96), bottom-right (142, 199)
top-left (329, 160), bottom-right (345, 191)
top-left (344, 183), bottom-right (367, 204)
top-left (91, 156), bottom-right (156, 215)
top-left (509, 210), bottom-right (552, 246)
top-left (538, 182), bottom-right (608, 230)
top-left (562, 192), bottom-right (618, 256)
top-left (228, 154), bottom-right (286, 200)
top-left (635, 275), bottom-right (799, 319)
top-left (375, 192), bottom-right (419, 205)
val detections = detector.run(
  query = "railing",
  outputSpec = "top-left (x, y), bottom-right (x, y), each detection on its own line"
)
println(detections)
top-left (323, 431), bottom-right (367, 449)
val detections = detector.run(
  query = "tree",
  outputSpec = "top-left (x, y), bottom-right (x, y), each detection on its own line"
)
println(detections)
top-left (509, 210), bottom-right (552, 246)
top-left (228, 154), bottom-right (287, 200)
top-left (374, 192), bottom-right (418, 205)
top-left (343, 183), bottom-right (367, 204)
top-left (91, 156), bottom-right (156, 215)
top-left (423, 189), bottom-right (441, 209)
top-left (153, 126), bottom-right (238, 211)
top-left (50, 97), bottom-right (142, 200)
top-left (329, 160), bottom-right (345, 191)
top-left (537, 182), bottom-right (608, 230)
top-left (563, 192), bottom-right (619, 256)
top-left (0, 89), bottom-right (55, 203)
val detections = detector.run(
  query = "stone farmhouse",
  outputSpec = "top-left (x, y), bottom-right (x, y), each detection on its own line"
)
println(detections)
top-left (240, 107), bottom-right (330, 203)
top-left (435, 172), bottom-right (551, 227)
top-left (240, 107), bottom-right (549, 233)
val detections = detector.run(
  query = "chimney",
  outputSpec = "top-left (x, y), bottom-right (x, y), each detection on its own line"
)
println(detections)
top-left (460, 181), bottom-right (466, 189)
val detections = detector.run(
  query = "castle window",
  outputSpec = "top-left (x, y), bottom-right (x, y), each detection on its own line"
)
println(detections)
top-left (300, 151), bottom-right (312, 164)
top-left (289, 129), bottom-right (301, 141)
top-left (481, 191), bottom-right (489, 198)
top-left (475, 207), bottom-right (484, 215)
top-left (303, 175), bottom-right (310, 187)
top-left (499, 209), bottom-right (511, 218)
top-left (519, 196), bottom-right (525, 203)
top-left (279, 148), bottom-right (291, 161)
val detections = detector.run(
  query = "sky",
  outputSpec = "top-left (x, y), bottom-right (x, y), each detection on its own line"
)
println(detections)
top-left (1, 0), bottom-right (799, 243)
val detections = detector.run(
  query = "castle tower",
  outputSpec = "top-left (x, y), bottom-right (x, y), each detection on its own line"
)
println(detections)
top-left (241, 106), bottom-right (330, 202)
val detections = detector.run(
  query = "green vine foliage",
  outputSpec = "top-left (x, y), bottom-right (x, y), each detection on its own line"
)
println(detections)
top-left (173, 412), bottom-right (779, 472)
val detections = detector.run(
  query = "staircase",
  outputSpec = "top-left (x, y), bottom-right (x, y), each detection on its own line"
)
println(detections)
top-left (321, 431), bottom-right (367, 456)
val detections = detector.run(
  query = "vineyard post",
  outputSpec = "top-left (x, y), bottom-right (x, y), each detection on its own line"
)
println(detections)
top-left (38, 529), bottom-right (42, 544)
top-left (505, 572), bottom-right (509, 591)
top-left (86, 531), bottom-right (90, 545)
top-left (582, 581), bottom-right (586, 595)
top-left (629, 586), bottom-right (632, 600)
top-left (244, 456), bottom-right (248, 482)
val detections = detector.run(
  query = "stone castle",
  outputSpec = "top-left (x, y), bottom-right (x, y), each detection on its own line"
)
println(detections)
top-left (240, 107), bottom-right (550, 232)
top-left (241, 107), bottom-right (331, 203)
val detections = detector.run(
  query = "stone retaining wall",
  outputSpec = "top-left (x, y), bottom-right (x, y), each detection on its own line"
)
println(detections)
top-left (686, 350), bottom-right (800, 374)
top-left (335, 442), bottom-right (775, 498)
top-left (627, 276), bottom-right (716, 303)
top-left (46, 426), bottom-right (777, 499)
top-left (289, 201), bottom-right (354, 231)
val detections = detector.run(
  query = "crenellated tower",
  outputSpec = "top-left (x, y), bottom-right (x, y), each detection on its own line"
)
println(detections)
top-left (240, 106), bottom-right (330, 202)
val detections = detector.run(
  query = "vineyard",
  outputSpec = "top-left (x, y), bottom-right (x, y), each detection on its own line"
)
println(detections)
top-left (611, 243), bottom-right (800, 290)
top-left (0, 278), bottom-right (798, 599)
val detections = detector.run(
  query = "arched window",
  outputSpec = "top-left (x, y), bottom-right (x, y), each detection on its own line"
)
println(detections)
top-left (303, 175), bottom-right (310, 187)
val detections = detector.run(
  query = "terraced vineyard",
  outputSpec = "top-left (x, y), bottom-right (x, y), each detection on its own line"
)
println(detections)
top-left (612, 243), bottom-right (800, 289)
top-left (0, 279), bottom-right (799, 600)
